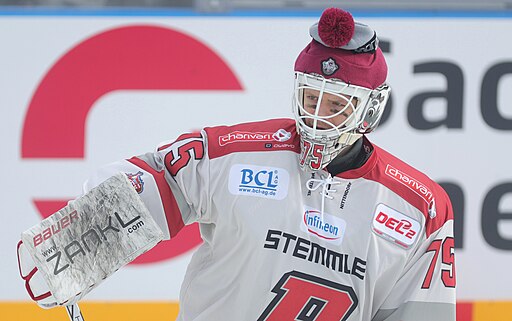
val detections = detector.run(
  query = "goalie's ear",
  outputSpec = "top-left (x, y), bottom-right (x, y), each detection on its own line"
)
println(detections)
top-left (17, 240), bottom-right (58, 309)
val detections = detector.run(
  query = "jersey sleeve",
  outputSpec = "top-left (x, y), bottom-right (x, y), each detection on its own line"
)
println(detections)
top-left (372, 187), bottom-right (456, 321)
top-left (82, 131), bottom-right (210, 241)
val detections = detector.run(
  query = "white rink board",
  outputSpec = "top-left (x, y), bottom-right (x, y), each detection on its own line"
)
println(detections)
top-left (1, 13), bottom-right (512, 302)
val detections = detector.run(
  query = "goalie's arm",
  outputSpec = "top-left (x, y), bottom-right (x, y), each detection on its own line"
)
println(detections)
top-left (84, 132), bottom-right (210, 239)
top-left (372, 187), bottom-right (456, 321)
top-left (17, 131), bottom-right (210, 309)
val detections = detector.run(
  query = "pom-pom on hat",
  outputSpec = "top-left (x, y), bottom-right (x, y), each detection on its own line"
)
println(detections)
top-left (295, 7), bottom-right (387, 90)
top-left (317, 8), bottom-right (355, 48)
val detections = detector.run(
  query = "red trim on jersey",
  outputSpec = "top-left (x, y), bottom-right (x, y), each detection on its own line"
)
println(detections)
top-left (340, 138), bottom-right (454, 239)
top-left (127, 157), bottom-right (184, 237)
top-left (205, 118), bottom-right (300, 159)
top-left (158, 132), bottom-right (202, 151)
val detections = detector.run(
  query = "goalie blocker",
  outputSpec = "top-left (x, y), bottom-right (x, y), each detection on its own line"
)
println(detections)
top-left (17, 173), bottom-right (164, 308)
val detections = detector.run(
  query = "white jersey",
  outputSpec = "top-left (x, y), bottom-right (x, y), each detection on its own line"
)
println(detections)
top-left (85, 118), bottom-right (456, 321)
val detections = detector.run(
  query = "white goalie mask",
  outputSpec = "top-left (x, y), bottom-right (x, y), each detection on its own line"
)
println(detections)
top-left (293, 7), bottom-right (390, 171)
top-left (293, 72), bottom-right (390, 170)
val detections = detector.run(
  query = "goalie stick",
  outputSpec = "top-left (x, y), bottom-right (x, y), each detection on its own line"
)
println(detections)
top-left (66, 303), bottom-right (85, 321)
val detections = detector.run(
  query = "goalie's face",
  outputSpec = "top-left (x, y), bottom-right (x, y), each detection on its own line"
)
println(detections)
top-left (295, 84), bottom-right (360, 171)
top-left (293, 72), bottom-right (390, 171)
top-left (302, 88), bottom-right (356, 129)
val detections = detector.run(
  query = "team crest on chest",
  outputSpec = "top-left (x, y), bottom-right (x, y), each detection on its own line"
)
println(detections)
top-left (125, 171), bottom-right (145, 194)
top-left (321, 58), bottom-right (339, 76)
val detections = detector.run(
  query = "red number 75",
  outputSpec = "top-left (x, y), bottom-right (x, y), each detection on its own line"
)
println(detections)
top-left (422, 237), bottom-right (456, 289)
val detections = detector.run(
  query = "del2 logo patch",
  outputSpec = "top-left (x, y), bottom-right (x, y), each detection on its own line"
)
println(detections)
top-left (372, 203), bottom-right (421, 249)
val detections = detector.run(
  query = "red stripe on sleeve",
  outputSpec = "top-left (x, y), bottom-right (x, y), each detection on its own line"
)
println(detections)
top-left (205, 118), bottom-right (300, 159)
top-left (127, 156), bottom-right (184, 237)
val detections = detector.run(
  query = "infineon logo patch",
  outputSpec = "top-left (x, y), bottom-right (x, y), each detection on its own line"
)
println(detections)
top-left (228, 164), bottom-right (289, 200)
top-left (300, 206), bottom-right (346, 245)
top-left (372, 203), bottom-right (421, 249)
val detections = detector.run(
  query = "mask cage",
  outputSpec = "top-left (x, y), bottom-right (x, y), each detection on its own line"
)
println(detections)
top-left (293, 72), bottom-right (378, 137)
top-left (292, 72), bottom-right (390, 171)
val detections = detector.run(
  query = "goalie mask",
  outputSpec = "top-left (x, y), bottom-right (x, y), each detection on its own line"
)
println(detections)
top-left (293, 8), bottom-right (390, 171)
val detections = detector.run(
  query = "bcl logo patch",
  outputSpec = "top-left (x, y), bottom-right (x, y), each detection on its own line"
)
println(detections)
top-left (300, 206), bottom-right (346, 245)
top-left (371, 203), bottom-right (421, 249)
top-left (228, 164), bottom-right (289, 200)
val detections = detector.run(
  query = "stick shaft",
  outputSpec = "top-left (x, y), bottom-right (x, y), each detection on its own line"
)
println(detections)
top-left (65, 303), bottom-right (85, 321)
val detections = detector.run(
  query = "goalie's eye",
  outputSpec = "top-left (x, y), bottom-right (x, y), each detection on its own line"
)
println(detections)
top-left (304, 94), bottom-right (350, 115)
top-left (305, 94), bottom-right (319, 102)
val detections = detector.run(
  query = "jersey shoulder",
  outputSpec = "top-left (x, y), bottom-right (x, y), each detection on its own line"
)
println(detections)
top-left (367, 141), bottom-right (453, 238)
top-left (204, 118), bottom-right (300, 159)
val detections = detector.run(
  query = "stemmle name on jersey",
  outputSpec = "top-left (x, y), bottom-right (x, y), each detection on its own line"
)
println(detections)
top-left (264, 229), bottom-right (367, 280)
